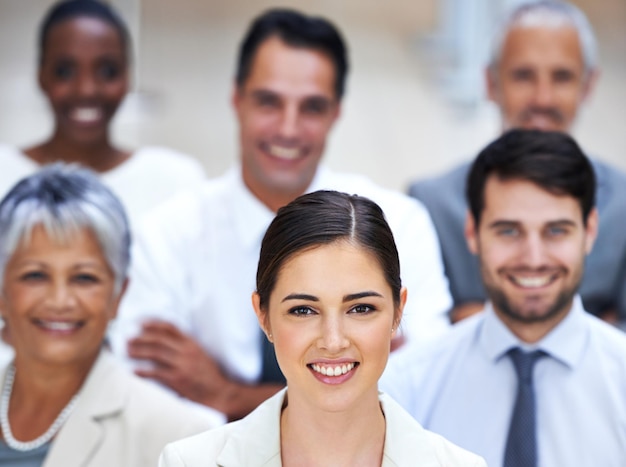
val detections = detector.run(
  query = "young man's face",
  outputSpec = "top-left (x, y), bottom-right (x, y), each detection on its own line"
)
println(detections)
top-left (487, 25), bottom-right (595, 133)
top-left (466, 176), bottom-right (597, 341)
top-left (233, 37), bottom-right (340, 211)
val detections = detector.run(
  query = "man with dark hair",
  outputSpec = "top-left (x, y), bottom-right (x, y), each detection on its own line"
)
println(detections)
top-left (409, 0), bottom-right (626, 327)
top-left (111, 8), bottom-right (452, 420)
top-left (382, 129), bottom-right (626, 467)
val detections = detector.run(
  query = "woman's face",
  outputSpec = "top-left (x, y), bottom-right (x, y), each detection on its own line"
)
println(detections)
top-left (0, 225), bottom-right (123, 368)
top-left (253, 241), bottom-right (405, 413)
top-left (39, 16), bottom-right (128, 146)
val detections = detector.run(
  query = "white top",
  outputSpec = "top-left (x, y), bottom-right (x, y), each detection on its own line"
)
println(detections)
top-left (0, 143), bottom-right (206, 231)
top-left (380, 297), bottom-right (626, 467)
top-left (111, 167), bottom-right (452, 383)
top-left (159, 388), bottom-right (487, 467)
top-left (0, 143), bottom-right (206, 365)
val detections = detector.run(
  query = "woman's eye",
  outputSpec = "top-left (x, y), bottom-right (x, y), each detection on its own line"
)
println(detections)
top-left (53, 62), bottom-right (74, 80)
top-left (350, 304), bottom-right (375, 314)
top-left (73, 274), bottom-right (100, 284)
top-left (97, 62), bottom-right (121, 80)
top-left (20, 271), bottom-right (47, 282)
top-left (289, 306), bottom-right (315, 316)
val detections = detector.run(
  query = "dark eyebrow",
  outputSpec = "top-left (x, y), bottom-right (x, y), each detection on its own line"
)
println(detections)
top-left (343, 291), bottom-right (383, 302)
top-left (282, 293), bottom-right (319, 303)
top-left (250, 89), bottom-right (279, 99)
top-left (546, 219), bottom-right (577, 227)
top-left (487, 220), bottom-right (520, 230)
top-left (281, 291), bottom-right (383, 303)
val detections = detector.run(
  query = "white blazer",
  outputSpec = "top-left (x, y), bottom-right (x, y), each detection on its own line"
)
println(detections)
top-left (159, 389), bottom-right (487, 466)
top-left (1, 351), bottom-right (215, 467)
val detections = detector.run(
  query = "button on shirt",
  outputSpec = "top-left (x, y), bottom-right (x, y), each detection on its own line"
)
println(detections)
top-left (380, 297), bottom-right (626, 467)
top-left (111, 166), bottom-right (452, 383)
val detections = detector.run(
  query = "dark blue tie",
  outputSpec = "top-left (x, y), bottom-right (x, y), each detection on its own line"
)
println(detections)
top-left (504, 348), bottom-right (546, 467)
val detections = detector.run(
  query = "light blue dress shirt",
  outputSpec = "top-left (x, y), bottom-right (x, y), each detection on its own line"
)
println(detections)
top-left (380, 297), bottom-right (626, 467)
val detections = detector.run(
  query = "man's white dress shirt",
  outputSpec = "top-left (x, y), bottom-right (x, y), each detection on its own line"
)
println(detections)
top-left (111, 166), bottom-right (452, 383)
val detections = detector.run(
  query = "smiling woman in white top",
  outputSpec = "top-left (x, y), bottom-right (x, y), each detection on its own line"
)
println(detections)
top-left (159, 190), bottom-right (486, 467)
top-left (0, 0), bottom-right (204, 226)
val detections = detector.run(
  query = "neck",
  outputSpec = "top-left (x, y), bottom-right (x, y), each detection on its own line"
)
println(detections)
top-left (495, 299), bottom-right (574, 344)
top-left (24, 132), bottom-right (129, 173)
top-left (240, 168), bottom-right (312, 213)
top-left (280, 389), bottom-right (385, 467)
top-left (5, 353), bottom-right (96, 441)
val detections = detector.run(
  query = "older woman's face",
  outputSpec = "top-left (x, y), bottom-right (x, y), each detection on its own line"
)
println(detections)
top-left (0, 225), bottom-right (121, 367)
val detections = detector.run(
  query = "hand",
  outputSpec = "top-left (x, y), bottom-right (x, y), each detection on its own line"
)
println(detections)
top-left (127, 320), bottom-right (231, 410)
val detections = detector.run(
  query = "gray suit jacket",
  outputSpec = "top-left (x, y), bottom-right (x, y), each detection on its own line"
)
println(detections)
top-left (159, 389), bottom-right (487, 466)
top-left (1, 351), bottom-right (214, 467)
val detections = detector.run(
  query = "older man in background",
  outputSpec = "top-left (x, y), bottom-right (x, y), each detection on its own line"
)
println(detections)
top-left (409, 0), bottom-right (626, 327)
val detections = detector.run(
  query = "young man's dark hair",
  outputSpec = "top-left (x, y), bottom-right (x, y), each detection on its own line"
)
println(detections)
top-left (466, 129), bottom-right (596, 226)
top-left (235, 8), bottom-right (349, 99)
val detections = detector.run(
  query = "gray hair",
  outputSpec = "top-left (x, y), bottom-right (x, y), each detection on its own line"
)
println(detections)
top-left (0, 163), bottom-right (130, 293)
top-left (489, 1), bottom-right (598, 77)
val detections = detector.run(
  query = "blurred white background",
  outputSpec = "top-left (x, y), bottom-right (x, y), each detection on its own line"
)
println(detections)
top-left (0, 0), bottom-right (624, 191)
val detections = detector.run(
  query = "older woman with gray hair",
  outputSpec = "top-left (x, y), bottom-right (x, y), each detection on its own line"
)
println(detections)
top-left (0, 164), bottom-right (213, 466)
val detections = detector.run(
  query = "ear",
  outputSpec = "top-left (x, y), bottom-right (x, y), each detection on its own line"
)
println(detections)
top-left (232, 84), bottom-right (243, 114)
top-left (584, 207), bottom-right (599, 254)
top-left (465, 211), bottom-right (479, 254)
top-left (331, 101), bottom-right (342, 124)
top-left (109, 278), bottom-right (129, 321)
top-left (38, 66), bottom-right (47, 92)
top-left (581, 69), bottom-right (600, 104)
top-left (485, 66), bottom-right (499, 103)
top-left (252, 292), bottom-right (272, 341)
top-left (0, 293), bottom-right (6, 321)
top-left (392, 287), bottom-right (408, 337)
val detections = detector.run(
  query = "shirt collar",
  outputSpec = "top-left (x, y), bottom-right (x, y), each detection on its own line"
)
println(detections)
top-left (230, 167), bottom-right (275, 251)
top-left (231, 166), bottom-right (328, 250)
top-left (479, 296), bottom-right (589, 370)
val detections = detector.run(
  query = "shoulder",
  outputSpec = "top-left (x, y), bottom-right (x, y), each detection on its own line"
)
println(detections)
top-left (125, 375), bottom-right (215, 431)
top-left (0, 145), bottom-right (37, 197)
top-left (590, 157), bottom-right (626, 179)
top-left (324, 170), bottom-right (433, 226)
top-left (137, 171), bottom-right (232, 231)
top-left (420, 430), bottom-right (488, 466)
top-left (585, 313), bottom-right (626, 362)
top-left (392, 313), bottom-right (482, 369)
top-left (160, 390), bottom-right (285, 466)
top-left (159, 424), bottom-right (237, 466)
top-left (409, 162), bottom-right (471, 198)
top-left (380, 393), bottom-right (486, 466)
top-left (381, 314), bottom-right (483, 400)
top-left (88, 353), bottom-right (215, 435)
top-left (132, 146), bottom-right (205, 179)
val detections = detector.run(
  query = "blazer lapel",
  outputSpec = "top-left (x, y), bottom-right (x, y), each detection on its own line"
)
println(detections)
top-left (43, 352), bottom-right (127, 467)
top-left (381, 393), bottom-right (443, 467)
top-left (216, 389), bottom-right (284, 467)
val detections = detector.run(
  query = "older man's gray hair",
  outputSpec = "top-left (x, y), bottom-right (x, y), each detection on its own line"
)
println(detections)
top-left (489, 0), bottom-right (598, 78)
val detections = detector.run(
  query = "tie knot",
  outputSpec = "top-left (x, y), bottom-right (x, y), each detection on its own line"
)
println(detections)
top-left (509, 348), bottom-right (546, 384)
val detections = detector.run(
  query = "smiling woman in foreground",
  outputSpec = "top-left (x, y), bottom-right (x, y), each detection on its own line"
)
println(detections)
top-left (0, 164), bottom-right (212, 466)
top-left (159, 190), bottom-right (486, 466)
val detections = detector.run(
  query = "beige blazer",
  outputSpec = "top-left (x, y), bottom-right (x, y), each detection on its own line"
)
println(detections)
top-left (1, 351), bottom-right (215, 467)
top-left (159, 389), bottom-right (487, 467)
